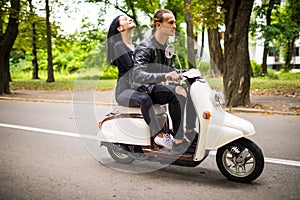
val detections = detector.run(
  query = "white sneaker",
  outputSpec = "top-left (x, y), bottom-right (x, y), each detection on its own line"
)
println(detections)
top-left (154, 133), bottom-right (174, 150)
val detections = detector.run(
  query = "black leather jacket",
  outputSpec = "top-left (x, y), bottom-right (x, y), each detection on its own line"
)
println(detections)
top-left (130, 35), bottom-right (177, 91)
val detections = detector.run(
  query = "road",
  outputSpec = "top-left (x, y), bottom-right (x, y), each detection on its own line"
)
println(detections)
top-left (0, 100), bottom-right (299, 200)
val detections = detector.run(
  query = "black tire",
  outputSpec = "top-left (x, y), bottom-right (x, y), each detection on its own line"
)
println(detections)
top-left (107, 145), bottom-right (134, 164)
top-left (216, 138), bottom-right (264, 183)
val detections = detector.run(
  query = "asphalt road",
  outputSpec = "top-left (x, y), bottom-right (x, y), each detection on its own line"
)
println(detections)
top-left (0, 101), bottom-right (299, 200)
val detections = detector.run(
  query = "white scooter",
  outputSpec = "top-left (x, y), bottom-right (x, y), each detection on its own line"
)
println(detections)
top-left (97, 46), bottom-right (264, 183)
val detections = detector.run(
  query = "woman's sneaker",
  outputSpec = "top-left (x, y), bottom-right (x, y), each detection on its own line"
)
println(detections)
top-left (154, 133), bottom-right (174, 150)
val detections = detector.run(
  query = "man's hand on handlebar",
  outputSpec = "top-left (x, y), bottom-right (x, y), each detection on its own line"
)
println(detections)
top-left (165, 71), bottom-right (182, 82)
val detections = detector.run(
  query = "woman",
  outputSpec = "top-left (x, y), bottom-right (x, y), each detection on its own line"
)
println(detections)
top-left (106, 15), bottom-right (174, 149)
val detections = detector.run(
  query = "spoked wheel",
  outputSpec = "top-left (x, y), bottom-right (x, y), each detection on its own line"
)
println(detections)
top-left (107, 144), bottom-right (134, 164)
top-left (216, 138), bottom-right (264, 183)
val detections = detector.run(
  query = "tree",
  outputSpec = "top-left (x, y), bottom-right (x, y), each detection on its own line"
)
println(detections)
top-left (251, 0), bottom-right (279, 75)
top-left (29, 0), bottom-right (39, 79)
top-left (252, 0), bottom-right (300, 73)
top-left (278, 0), bottom-right (300, 71)
top-left (184, 0), bottom-right (195, 69)
top-left (188, 0), bottom-right (224, 76)
top-left (189, 0), bottom-right (254, 106)
top-left (45, 0), bottom-right (54, 82)
top-left (261, 0), bottom-right (277, 75)
top-left (222, 0), bottom-right (254, 107)
top-left (0, 0), bottom-right (20, 94)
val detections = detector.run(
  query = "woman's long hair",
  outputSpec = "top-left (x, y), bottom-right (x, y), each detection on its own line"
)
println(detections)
top-left (106, 15), bottom-right (122, 66)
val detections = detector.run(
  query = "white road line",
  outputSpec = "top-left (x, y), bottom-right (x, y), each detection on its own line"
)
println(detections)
top-left (0, 123), bottom-right (98, 140)
top-left (1, 123), bottom-right (300, 168)
top-left (208, 151), bottom-right (300, 167)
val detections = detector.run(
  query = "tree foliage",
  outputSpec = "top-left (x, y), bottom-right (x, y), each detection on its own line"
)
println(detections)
top-left (7, 0), bottom-right (290, 106)
top-left (187, 0), bottom-right (224, 30)
top-left (187, 0), bottom-right (224, 76)
top-left (273, 0), bottom-right (300, 71)
top-left (251, 0), bottom-right (280, 75)
top-left (251, 0), bottom-right (300, 72)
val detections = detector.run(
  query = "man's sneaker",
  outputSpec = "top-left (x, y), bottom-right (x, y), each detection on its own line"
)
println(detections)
top-left (172, 138), bottom-right (191, 154)
top-left (154, 133), bottom-right (174, 150)
top-left (185, 130), bottom-right (198, 148)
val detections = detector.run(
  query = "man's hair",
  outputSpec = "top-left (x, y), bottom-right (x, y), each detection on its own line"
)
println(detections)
top-left (151, 9), bottom-right (173, 35)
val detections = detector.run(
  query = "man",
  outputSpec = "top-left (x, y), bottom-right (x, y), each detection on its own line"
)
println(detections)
top-left (130, 9), bottom-right (197, 154)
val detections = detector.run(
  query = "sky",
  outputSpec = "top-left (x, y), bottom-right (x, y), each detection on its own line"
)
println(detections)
top-left (33, 0), bottom-right (124, 34)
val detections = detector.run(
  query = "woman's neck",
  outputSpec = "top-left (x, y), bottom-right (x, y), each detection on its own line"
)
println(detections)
top-left (121, 30), bottom-right (134, 50)
top-left (121, 30), bottom-right (133, 45)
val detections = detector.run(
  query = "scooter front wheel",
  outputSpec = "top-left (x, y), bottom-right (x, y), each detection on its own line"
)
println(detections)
top-left (216, 138), bottom-right (264, 183)
top-left (107, 144), bottom-right (134, 164)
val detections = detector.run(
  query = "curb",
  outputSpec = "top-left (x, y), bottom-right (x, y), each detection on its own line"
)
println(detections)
top-left (0, 96), bottom-right (116, 106)
top-left (1, 96), bottom-right (299, 116)
top-left (225, 107), bottom-right (300, 116)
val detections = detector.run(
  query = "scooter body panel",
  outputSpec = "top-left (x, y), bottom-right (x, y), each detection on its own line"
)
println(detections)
top-left (189, 79), bottom-right (256, 161)
top-left (98, 116), bottom-right (151, 146)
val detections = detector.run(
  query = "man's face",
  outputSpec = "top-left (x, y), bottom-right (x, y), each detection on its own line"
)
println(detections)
top-left (158, 13), bottom-right (176, 37)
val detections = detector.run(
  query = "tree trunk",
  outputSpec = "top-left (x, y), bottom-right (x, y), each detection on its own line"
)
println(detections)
top-left (185, 0), bottom-right (195, 69)
top-left (0, 0), bottom-right (20, 95)
top-left (29, 0), bottom-right (39, 79)
top-left (200, 26), bottom-right (205, 58)
top-left (261, 47), bottom-right (268, 75)
top-left (31, 22), bottom-right (39, 79)
top-left (283, 38), bottom-right (295, 71)
top-left (262, 0), bottom-right (276, 75)
top-left (222, 0), bottom-right (254, 107)
top-left (207, 28), bottom-right (223, 77)
top-left (46, 0), bottom-right (54, 83)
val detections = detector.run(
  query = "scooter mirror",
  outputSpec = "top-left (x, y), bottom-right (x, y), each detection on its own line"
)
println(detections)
top-left (165, 45), bottom-right (175, 59)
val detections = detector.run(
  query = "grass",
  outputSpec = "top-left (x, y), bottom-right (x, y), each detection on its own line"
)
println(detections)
top-left (9, 72), bottom-right (300, 91)
top-left (251, 79), bottom-right (300, 90)
top-left (10, 70), bottom-right (117, 91)
top-left (10, 79), bottom-right (117, 91)
top-left (250, 72), bottom-right (300, 90)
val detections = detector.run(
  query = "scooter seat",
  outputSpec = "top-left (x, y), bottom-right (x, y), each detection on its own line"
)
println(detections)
top-left (116, 105), bottom-right (166, 115)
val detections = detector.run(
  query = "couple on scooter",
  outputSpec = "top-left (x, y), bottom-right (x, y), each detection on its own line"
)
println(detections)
top-left (106, 9), bottom-right (197, 154)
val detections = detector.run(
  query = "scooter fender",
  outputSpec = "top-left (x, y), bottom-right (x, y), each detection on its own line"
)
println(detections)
top-left (205, 112), bottom-right (255, 149)
top-left (205, 99), bottom-right (256, 149)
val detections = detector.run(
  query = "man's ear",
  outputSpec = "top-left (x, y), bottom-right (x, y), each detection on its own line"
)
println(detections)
top-left (156, 22), bottom-right (161, 28)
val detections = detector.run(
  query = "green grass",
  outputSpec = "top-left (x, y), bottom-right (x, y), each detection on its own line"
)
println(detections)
top-left (250, 72), bottom-right (300, 90)
top-left (9, 72), bottom-right (299, 91)
top-left (10, 70), bottom-right (117, 91)
top-left (250, 79), bottom-right (300, 90)
top-left (10, 79), bottom-right (117, 91)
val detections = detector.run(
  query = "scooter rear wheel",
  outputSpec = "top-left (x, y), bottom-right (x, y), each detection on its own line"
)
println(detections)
top-left (107, 145), bottom-right (134, 164)
top-left (216, 137), bottom-right (264, 183)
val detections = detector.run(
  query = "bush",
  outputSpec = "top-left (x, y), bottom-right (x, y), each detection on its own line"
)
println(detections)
top-left (101, 66), bottom-right (118, 79)
top-left (266, 68), bottom-right (279, 79)
top-left (279, 71), bottom-right (300, 80)
top-left (198, 62), bottom-right (211, 76)
top-left (250, 60), bottom-right (261, 77)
